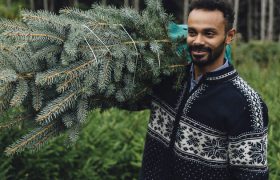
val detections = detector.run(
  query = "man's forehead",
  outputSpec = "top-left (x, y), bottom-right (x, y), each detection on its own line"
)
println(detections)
top-left (188, 8), bottom-right (225, 19)
top-left (187, 9), bottom-right (226, 30)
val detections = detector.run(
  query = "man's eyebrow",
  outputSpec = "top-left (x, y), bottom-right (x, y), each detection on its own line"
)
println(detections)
top-left (188, 27), bottom-right (218, 32)
top-left (203, 28), bottom-right (218, 32)
top-left (188, 27), bottom-right (197, 32)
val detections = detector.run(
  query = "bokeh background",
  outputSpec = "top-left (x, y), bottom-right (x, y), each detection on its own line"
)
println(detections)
top-left (0, 0), bottom-right (279, 179)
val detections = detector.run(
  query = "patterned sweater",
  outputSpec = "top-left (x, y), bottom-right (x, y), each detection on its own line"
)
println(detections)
top-left (139, 65), bottom-right (269, 180)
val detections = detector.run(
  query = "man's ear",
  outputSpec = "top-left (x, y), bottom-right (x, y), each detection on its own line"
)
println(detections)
top-left (225, 28), bottom-right (236, 45)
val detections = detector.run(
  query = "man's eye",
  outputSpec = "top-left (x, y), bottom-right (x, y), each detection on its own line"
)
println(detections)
top-left (205, 32), bottom-right (215, 37)
top-left (188, 31), bottom-right (196, 36)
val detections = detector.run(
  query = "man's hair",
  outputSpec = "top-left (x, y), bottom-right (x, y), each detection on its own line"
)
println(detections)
top-left (188, 0), bottom-right (235, 31)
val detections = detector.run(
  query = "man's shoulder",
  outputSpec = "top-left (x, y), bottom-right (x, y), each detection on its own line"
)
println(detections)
top-left (227, 75), bottom-right (268, 127)
top-left (213, 74), bottom-right (266, 113)
top-left (218, 75), bottom-right (268, 133)
top-left (228, 75), bottom-right (264, 103)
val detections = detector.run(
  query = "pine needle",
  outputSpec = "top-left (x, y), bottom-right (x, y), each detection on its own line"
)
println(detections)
top-left (36, 91), bottom-right (79, 124)
top-left (4, 32), bottom-right (64, 43)
top-left (5, 121), bottom-right (58, 156)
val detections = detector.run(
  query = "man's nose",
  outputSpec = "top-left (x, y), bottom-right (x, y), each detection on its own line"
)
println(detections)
top-left (193, 34), bottom-right (204, 45)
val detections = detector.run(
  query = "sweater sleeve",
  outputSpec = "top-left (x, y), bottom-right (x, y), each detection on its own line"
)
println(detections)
top-left (227, 93), bottom-right (269, 180)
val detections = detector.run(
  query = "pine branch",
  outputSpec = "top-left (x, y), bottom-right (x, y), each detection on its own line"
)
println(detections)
top-left (134, 87), bottom-right (148, 98)
top-left (31, 83), bottom-right (43, 111)
top-left (36, 90), bottom-right (79, 124)
top-left (0, 69), bottom-right (18, 86)
top-left (0, 0), bottom-right (186, 154)
top-left (56, 74), bottom-right (79, 93)
top-left (0, 83), bottom-right (12, 96)
top-left (0, 44), bottom-right (35, 72)
top-left (22, 11), bottom-right (63, 27)
top-left (30, 128), bottom-right (58, 151)
top-left (0, 85), bottom-right (14, 113)
top-left (0, 19), bottom-right (28, 31)
top-left (77, 99), bottom-right (88, 123)
top-left (142, 64), bottom-right (187, 75)
top-left (3, 31), bottom-right (65, 43)
top-left (0, 115), bottom-right (29, 130)
top-left (36, 60), bottom-right (95, 86)
top-left (59, 8), bottom-right (97, 22)
top-left (82, 39), bottom-right (170, 50)
top-left (32, 44), bottom-right (62, 61)
top-left (98, 57), bottom-right (113, 91)
top-left (10, 79), bottom-right (29, 107)
top-left (5, 121), bottom-right (60, 156)
top-left (0, 43), bottom-right (21, 51)
top-left (62, 113), bottom-right (75, 128)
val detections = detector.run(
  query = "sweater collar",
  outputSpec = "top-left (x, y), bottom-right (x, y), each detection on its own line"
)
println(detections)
top-left (186, 63), bottom-right (237, 83)
top-left (190, 58), bottom-right (230, 82)
top-left (204, 65), bottom-right (237, 82)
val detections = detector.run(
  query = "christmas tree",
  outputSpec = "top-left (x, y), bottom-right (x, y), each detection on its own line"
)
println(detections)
top-left (0, 0), bottom-right (187, 155)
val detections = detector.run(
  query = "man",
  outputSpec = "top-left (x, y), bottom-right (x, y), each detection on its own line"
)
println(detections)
top-left (139, 0), bottom-right (268, 179)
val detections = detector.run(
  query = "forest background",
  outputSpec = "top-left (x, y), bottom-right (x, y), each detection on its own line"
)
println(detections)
top-left (0, 0), bottom-right (279, 179)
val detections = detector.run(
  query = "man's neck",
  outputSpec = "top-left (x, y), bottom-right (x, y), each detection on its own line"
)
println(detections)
top-left (193, 55), bottom-right (225, 80)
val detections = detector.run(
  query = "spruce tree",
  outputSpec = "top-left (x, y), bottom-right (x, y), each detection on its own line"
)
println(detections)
top-left (0, 0), bottom-right (187, 155)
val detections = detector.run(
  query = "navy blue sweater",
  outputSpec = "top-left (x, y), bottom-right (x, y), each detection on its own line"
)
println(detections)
top-left (139, 65), bottom-right (268, 180)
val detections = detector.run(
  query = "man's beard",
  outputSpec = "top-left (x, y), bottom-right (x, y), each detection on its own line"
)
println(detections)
top-left (188, 41), bottom-right (225, 67)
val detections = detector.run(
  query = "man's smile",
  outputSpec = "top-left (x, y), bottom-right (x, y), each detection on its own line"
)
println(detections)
top-left (191, 50), bottom-right (209, 55)
top-left (191, 50), bottom-right (209, 60)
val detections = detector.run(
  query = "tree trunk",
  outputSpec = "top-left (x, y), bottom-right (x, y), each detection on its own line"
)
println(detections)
top-left (134, 0), bottom-right (140, 12)
top-left (233, 0), bottom-right (239, 30)
top-left (267, 0), bottom-right (274, 41)
top-left (124, 0), bottom-right (129, 7)
top-left (254, 0), bottom-right (259, 39)
top-left (50, 0), bottom-right (55, 11)
top-left (73, 0), bottom-right (79, 7)
top-left (43, 0), bottom-right (48, 10)
top-left (101, 0), bottom-right (107, 6)
top-left (247, 0), bottom-right (253, 40)
top-left (29, 0), bottom-right (35, 10)
top-left (261, 0), bottom-right (267, 41)
top-left (7, 0), bottom-right (12, 8)
top-left (183, 0), bottom-right (189, 24)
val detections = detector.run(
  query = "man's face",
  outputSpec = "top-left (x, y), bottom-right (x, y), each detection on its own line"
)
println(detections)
top-left (187, 9), bottom-right (227, 67)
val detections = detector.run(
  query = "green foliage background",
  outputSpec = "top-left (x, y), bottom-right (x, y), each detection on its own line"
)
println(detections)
top-left (0, 42), bottom-right (279, 180)
top-left (0, 0), bottom-right (26, 19)
top-left (0, 109), bottom-right (149, 180)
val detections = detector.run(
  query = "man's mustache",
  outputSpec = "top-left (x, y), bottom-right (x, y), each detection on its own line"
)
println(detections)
top-left (189, 45), bottom-right (211, 52)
